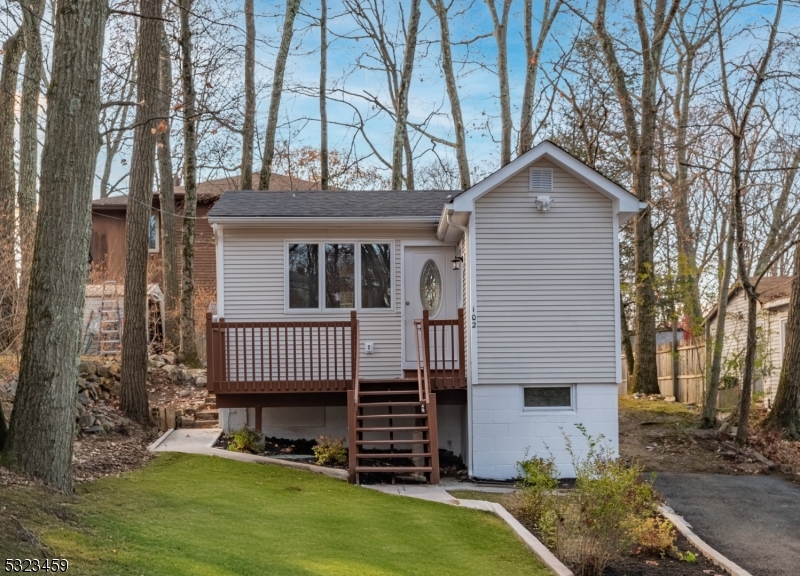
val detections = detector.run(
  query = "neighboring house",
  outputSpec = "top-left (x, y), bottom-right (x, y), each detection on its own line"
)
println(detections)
top-left (90, 173), bottom-right (318, 287)
top-left (205, 141), bottom-right (643, 483)
top-left (705, 276), bottom-right (794, 405)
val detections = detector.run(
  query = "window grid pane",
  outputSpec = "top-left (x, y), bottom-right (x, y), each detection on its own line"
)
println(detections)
top-left (289, 244), bottom-right (319, 309)
top-left (524, 386), bottom-right (572, 408)
top-left (149, 214), bottom-right (158, 251)
top-left (361, 244), bottom-right (391, 308)
top-left (325, 243), bottom-right (355, 309)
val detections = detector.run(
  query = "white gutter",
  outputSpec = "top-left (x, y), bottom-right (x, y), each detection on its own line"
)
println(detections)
top-left (208, 216), bottom-right (439, 226)
top-left (445, 208), bottom-right (469, 235)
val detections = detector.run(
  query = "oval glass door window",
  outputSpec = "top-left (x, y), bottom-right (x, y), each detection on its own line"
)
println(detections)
top-left (419, 259), bottom-right (443, 316)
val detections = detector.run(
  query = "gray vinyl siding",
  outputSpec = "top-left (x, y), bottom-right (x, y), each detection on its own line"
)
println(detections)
top-left (220, 224), bottom-right (439, 379)
top-left (474, 159), bottom-right (617, 384)
top-left (459, 234), bottom-right (471, 383)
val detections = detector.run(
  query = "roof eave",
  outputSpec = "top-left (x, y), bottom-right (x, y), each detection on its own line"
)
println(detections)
top-left (208, 215), bottom-right (441, 226)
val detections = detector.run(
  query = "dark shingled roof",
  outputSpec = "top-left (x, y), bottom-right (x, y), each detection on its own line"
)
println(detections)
top-left (208, 190), bottom-right (459, 219)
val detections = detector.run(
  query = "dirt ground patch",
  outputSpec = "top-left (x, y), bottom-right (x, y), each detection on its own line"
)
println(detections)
top-left (619, 396), bottom-right (800, 484)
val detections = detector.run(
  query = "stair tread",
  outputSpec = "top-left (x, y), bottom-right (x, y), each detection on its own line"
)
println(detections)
top-left (356, 453), bottom-right (430, 459)
top-left (357, 413), bottom-right (427, 420)
top-left (358, 390), bottom-right (419, 396)
top-left (355, 466), bottom-right (432, 473)
top-left (356, 439), bottom-right (428, 445)
top-left (356, 426), bottom-right (428, 432)
top-left (357, 401), bottom-right (423, 407)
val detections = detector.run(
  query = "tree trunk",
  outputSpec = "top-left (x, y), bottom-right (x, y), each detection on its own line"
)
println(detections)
top-left (671, 49), bottom-right (704, 337)
top-left (17, 0), bottom-right (46, 329)
top-left (157, 20), bottom-right (180, 349)
top-left (703, 212), bottom-right (735, 427)
top-left (621, 295), bottom-right (635, 389)
top-left (0, 405), bottom-right (6, 451)
top-left (120, 0), bottom-right (161, 425)
top-left (517, 0), bottom-right (561, 157)
top-left (592, 0), bottom-right (679, 395)
top-left (390, 0), bottom-right (421, 190)
top-left (767, 238), bottom-right (800, 436)
top-left (0, 30), bottom-right (24, 350)
top-left (319, 0), bottom-right (329, 190)
top-left (240, 0), bottom-right (256, 190)
top-left (485, 0), bottom-right (513, 167)
top-left (430, 0), bottom-right (470, 189)
top-left (0, 0), bottom-right (108, 492)
top-left (179, 0), bottom-right (200, 365)
top-left (258, 0), bottom-right (301, 191)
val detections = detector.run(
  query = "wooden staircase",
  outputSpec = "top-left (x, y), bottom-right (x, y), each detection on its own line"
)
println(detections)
top-left (348, 380), bottom-right (440, 484)
top-left (347, 317), bottom-right (440, 485)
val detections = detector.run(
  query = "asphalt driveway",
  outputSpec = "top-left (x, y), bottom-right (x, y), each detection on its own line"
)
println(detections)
top-left (655, 473), bottom-right (800, 576)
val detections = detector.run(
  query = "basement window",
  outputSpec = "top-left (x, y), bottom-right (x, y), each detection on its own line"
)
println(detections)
top-left (523, 385), bottom-right (574, 410)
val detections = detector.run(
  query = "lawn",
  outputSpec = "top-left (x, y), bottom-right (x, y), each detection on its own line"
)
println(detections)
top-left (1, 453), bottom-right (550, 576)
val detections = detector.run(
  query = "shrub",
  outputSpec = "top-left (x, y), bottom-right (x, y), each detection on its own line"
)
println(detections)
top-left (227, 428), bottom-right (263, 454)
top-left (513, 425), bottom-right (672, 576)
top-left (628, 516), bottom-right (676, 556)
top-left (312, 436), bottom-right (347, 466)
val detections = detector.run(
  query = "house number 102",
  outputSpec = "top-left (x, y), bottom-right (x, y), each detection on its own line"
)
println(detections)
top-left (472, 307), bottom-right (477, 328)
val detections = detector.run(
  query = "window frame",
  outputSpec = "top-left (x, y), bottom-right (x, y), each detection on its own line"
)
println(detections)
top-left (148, 213), bottom-right (160, 253)
top-left (780, 317), bottom-right (788, 364)
top-left (284, 240), bottom-right (394, 313)
top-left (521, 384), bottom-right (576, 412)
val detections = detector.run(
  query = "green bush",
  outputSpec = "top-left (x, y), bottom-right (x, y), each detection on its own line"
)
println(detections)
top-left (312, 436), bottom-right (347, 466)
top-left (227, 428), bottom-right (264, 454)
top-left (512, 425), bottom-right (673, 576)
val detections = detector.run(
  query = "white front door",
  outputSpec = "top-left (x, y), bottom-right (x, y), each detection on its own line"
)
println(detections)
top-left (403, 247), bottom-right (459, 369)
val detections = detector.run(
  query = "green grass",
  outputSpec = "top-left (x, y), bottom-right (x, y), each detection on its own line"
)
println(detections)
top-left (618, 395), bottom-right (699, 417)
top-left (1, 454), bottom-right (550, 576)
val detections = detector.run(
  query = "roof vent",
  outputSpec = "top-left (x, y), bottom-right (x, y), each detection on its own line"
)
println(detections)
top-left (529, 168), bottom-right (553, 191)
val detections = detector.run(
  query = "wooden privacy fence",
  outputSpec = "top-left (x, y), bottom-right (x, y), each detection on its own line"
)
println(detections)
top-left (206, 311), bottom-right (359, 394)
top-left (622, 338), bottom-right (739, 409)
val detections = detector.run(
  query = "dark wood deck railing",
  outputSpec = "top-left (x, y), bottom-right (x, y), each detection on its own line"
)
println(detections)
top-left (206, 311), bottom-right (359, 394)
top-left (421, 308), bottom-right (466, 390)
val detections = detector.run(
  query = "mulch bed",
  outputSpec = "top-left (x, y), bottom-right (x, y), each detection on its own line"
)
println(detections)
top-left (604, 532), bottom-right (723, 575)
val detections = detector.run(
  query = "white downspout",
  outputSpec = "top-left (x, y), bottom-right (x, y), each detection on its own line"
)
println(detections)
top-left (446, 209), bottom-right (473, 476)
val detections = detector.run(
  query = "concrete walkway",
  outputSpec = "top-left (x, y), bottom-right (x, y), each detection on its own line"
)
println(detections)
top-left (655, 473), bottom-right (800, 576)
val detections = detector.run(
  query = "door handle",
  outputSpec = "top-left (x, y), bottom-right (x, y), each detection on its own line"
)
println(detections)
top-left (405, 301), bottom-right (410, 306)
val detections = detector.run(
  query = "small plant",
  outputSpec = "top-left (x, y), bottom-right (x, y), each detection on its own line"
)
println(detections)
top-left (227, 428), bottom-right (263, 454)
top-left (312, 436), bottom-right (347, 466)
top-left (677, 550), bottom-right (698, 563)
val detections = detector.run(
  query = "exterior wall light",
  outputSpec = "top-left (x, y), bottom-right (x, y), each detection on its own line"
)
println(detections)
top-left (451, 256), bottom-right (464, 271)
top-left (535, 196), bottom-right (554, 211)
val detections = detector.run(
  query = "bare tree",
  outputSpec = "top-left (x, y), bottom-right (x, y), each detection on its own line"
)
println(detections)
top-left (0, 0), bottom-right (109, 491)
top-left (585, 0), bottom-right (681, 394)
top-left (157, 19), bottom-right (180, 348)
top-left (484, 0), bottom-right (513, 167)
top-left (0, 28), bottom-right (23, 350)
top-left (240, 0), bottom-right (256, 190)
top-left (390, 0), bottom-right (421, 190)
top-left (121, 0), bottom-right (162, 425)
top-left (428, 0), bottom-right (470, 189)
top-left (518, 0), bottom-right (562, 156)
top-left (258, 0), bottom-right (302, 190)
top-left (179, 0), bottom-right (200, 364)
top-left (714, 0), bottom-right (784, 445)
top-left (320, 0), bottom-right (329, 190)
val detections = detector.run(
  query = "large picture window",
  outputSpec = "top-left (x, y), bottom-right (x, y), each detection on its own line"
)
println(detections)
top-left (287, 242), bottom-right (392, 311)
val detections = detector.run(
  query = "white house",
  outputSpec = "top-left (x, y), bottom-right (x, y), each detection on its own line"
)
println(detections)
top-left (706, 276), bottom-right (794, 405)
top-left (205, 141), bottom-right (643, 482)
